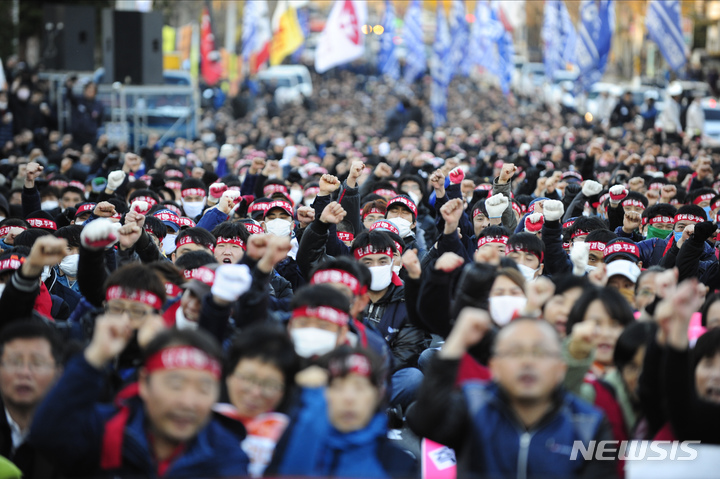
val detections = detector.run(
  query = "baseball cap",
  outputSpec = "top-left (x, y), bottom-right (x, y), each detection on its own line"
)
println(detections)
top-left (606, 260), bottom-right (641, 284)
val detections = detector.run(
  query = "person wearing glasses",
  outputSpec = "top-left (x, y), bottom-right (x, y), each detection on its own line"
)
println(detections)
top-left (0, 321), bottom-right (63, 479)
top-left (407, 308), bottom-right (616, 479)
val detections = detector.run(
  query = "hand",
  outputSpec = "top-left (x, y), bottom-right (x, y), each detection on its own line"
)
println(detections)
top-left (85, 314), bottom-right (133, 369)
top-left (94, 201), bottom-right (117, 218)
top-left (262, 160), bottom-right (280, 177)
top-left (209, 182), bottom-right (228, 200)
top-left (697, 163), bottom-right (713, 181)
top-left (654, 267), bottom-right (679, 300)
top-left (440, 307), bottom-right (492, 359)
top-left (667, 279), bottom-right (706, 350)
top-left (125, 210), bottom-right (146, 229)
top-left (628, 177), bottom-right (645, 192)
top-left (107, 170), bottom-right (126, 191)
top-left (524, 213), bottom-right (544, 234)
top-left (136, 314), bottom-right (168, 349)
top-left (570, 242), bottom-right (590, 276)
top-left (622, 211), bottom-right (642, 234)
top-left (246, 234), bottom-right (269, 261)
top-left (319, 201), bottom-right (346, 225)
top-left (81, 218), bottom-right (120, 250)
top-left (543, 200), bottom-right (564, 222)
top-left (318, 174), bottom-right (341, 196)
top-left (402, 249), bottom-right (422, 280)
top-left (215, 194), bottom-right (235, 215)
top-left (249, 157), bottom-right (266, 175)
top-left (448, 167), bottom-right (465, 185)
top-left (434, 252), bottom-right (465, 272)
top-left (568, 320), bottom-right (596, 360)
top-left (588, 263), bottom-right (608, 287)
top-left (22, 236), bottom-right (68, 278)
top-left (122, 153), bottom-right (142, 173)
top-left (296, 206), bottom-right (315, 227)
top-left (24, 161), bottom-right (43, 188)
top-left (693, 221), bottom-right (717, 243)
top-left (581, 180), bottom-right (602, 198)
top-left (429, 169), bottom-right (446, 197)
top-left (295, 365), bottom-right (329, 388)
top-left (347, 160), bottom-right (364, 188)
top-left (374, 162), bottom-right (393, 178)
top-left (535, 177), bottom-right (547, 194)
top-left (219, 144), bottom-right (235, 158)
top-left (497, 163), bottom-right (517, 185)
top-left (474, 243), bottom-right (501, 265)
top-left (129, 200), bottom-right (150, 215)
top-left (677, 224), bottom-right (694, 248)
top-left (440, 198), bottom-right (465, 233)
top-left (660, 184), bottom-right (677, 202)
top-left (485, 193), bottom-right (508, 219)
top-left (257, 236), bottom-right (292, 274)
top-left (524, 277), bottom-right (555, 314)
top-left (545, 176), bottom-right (558, 193)
top-left (608, 185), bottom-right (628, 206)
top-left (211, 264), bottom-right (253, 304)
top-left (117, 223), bottom-right (142, 251)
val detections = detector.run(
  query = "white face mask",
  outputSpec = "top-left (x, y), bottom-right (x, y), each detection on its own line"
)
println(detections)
top-left (175, 306), bottom-right (199, 330)
top-left (59, 254), bottom-right (79, 277)
top-left (17, 88), bottom-right (30, 101)
top-left (0, 102), bottom-right (7, 110)
top-left (289, 189), bottom-right (303, 206)
top-left (41, 200), bottom-right (59, 211)
top-left (182, 200), bottom-right (205, 218)
top-left (290, 327), bottom-right (338, 358)
top-left (75, 219), bottom-right (85, 226)
top-left (303, 196), bottom-right (316, 207)
top-left (369, 264), bottom-right (393, 291)
top-left (407, 191), bottom-right (421, 206)
top-left (265, 218), bottom-right (292, 237)
top-left (585, 265), bottom-right (597, 274)
top-left (392, 264), bottom-right (402, 275)
top-left (489, 295), bottom-right (527, 326)
top-left (0, 283), bottom-right (5, 296)
top-left (386, 217), bottom-right (413, 239)
top-left (516, 264), bottom-right (538, 283)
top-left (41, 266), bottom-right (51, 282)
top-left (162, 234), bottom-right (178, 254)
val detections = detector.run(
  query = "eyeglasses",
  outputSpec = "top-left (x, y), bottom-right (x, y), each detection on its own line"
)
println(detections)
top-left (494, 347), bottom-right (562, 360)
top-left (0, 358), bottom-right (55, 374)
top-left (104, 303), bottom-right (155, 320)
top-left (232, 373), bottom-right (284, 396)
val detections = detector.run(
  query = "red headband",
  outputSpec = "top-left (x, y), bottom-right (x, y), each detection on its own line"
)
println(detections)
top-left (311, 269), bottom-right (367, 296)
top-left (164, 204), bottom-right (182, 215)
top-left (473, 208), bottom-right (485, 219)
top-left (133, 196), bottom-right (158, 208)
top-left (562, 220), bottom-right (575, 229)
top-left (106, 285), bottom-right (163, 309)
top-left (511, 203), bottom-right (522, 216)
top-left (182, 188), bottom-right (206, 198)
top-left (475, 184), bottom-right (493, 191)
top-left (674, 213), bottom-right (705, 224)
top-left (328, 353), bottom-right (372, 379)
top-left (176, 217), bottom-right (196, 228)
top-left (216, 237), bottom-right (246, 250)
top-left (263, 184), bottom-right (288, 196)
top-left (76, 203), bottom-right (96, 215)
top-left (264, 200), bottom-right (294, 218)
top-left (571, 229), bottom-right (589, 239)
top-left (183, 266), bottom-right (216, 285)
top-left (649, 183), bottom-right (664, 191)
top-left (649, 216), bottom-right (675, 225)
top-left (505, 244), bottom-right (543, 263)
top-left (603, 242), bottom-right (640, 259)
top-left (0, 256), bottom-right (24, 271)
top-left (165, 282), bottom-right (183, 298)
top-left (337, 231), bottom-right (354, 242)
top-left (291, 305), bottom-right (349, 327)
top-left (0, 226), bottom-right (26, 237)
top-left (712, 199), bottom-right (720, 212)
top-left (165, 170), bottom-right (185, 179)
top-left (622, 199), bottom-right (645, 210)
top-left (145, 346), bottom-right (221, 379)
top-left (586, 242), bottom-right (606, 253)
top-left (27, 218), bottom-right (57, 230)
top-left (387, 197), bottom-right (418, 217)
top-left (354, 245), bottom-right (393, 259)
top-left (693, 193), bottom-right (715, 205)
top-left (243, 223), bottom-right (264, 235)
top-left (370, 220), bottom-right (399, 236)
top-left (363, 207), bottom-right (385, 219)
top-left (304, 187), bottom-right (320, 196)
top-left (177, 235), bottom-right (212, 251)
top-left (165, 181), bottom-right (182, 190)
top-left (249, 202), bottom-right (271, 213)
top-left (49, 180), bottom-right (68, 188)
top-left (477, 236), bottom-right (508, 248)
top-left (154, 212), bottom-right (180, 224)
top-left (373, 189), bottom-right (396, 197)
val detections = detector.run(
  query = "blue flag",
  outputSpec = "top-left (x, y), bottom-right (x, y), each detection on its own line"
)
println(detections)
top-left (646, 0), bottom-right (687, 72)
top-left (291, 7), bottom-right (310, 64)
top-left (575, 0), bottom-right (615, 91)
top-left (543, 0), bottom-right (577, 80)
top-left (467, 1), bottom-right (513, 95)
top-left (378, 0), bottom-right (400, 80)
top-left (431, 4), bottom-right (451, 126)
top-left (448, 0), bottom-right (469, 78)
top-left (403, 0), bottom-right (426, 84)
top-left (491, 2), bottom-right (515, 95)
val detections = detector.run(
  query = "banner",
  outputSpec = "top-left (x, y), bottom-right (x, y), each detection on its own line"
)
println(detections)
top-left (575, 0), bottom-right (615, 90)
top-left (378, 0), bottom-right (400, 80)
top-left (449, 0), bottom-right (469, 78)
top-left (241, 0), bottom-right (272, 74)
top-left (431, 4), bottom-right (451, 127)
top-left (270, 0), bottom-right (305, 66)
top-left (543, 0), bottom-right (577, 80)
top-left (403, 0), bottom-right (426, 83)
top-left (646, 0), bottom-right (687, 72)
top-left (200, 6), bottom-right (223, 86)
top-left (315, 0), bottom-right (367, 74)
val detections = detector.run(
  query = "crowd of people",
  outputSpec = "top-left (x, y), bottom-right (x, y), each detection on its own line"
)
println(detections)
top-left (0, 54), bottom-right (719, 478)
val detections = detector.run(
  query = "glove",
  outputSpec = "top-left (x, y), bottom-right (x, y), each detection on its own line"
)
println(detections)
top-left (524, 213), bottom-right (544, 234)
top-left (211, 264), bottom-right (253, 302)
top-left (107, 171), bottom-right (126, 191)
top-left (694, 221), bottom-right (718, 243)
top-left (448, 167), bottom-right (465, 185)
top-left (130, 200), bottom-right (150, 214)
top-left (81, 218), bottom-right (120, 250)
top-left (485, 193), bottom-right (509, 219)
top-left (570, 242), bottom-right (590, 276)
top-left (222, 189), bottom-right (241, 204)
top-left (543, 200), bottom-right (565, 222)
top-left (581, 180), bottom-right (603, 198)
top-left (209, 182), bottom-right (228, 199)
top-left (92, 177), bottom-right (107, 192)
top-left (219, 144), bottom-right (234, 158)
top-left (564, 183), bottom-right (581, 197)
top-left (609, 185), bottom-right (628, 205)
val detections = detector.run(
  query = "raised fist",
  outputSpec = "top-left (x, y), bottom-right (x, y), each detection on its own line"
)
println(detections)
top-left (542, 200), bottom-right (564, 222)
top-left (81, 218), bottom-right (120, 250)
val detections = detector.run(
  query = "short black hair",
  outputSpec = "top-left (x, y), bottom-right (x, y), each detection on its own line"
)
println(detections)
top-left (351, 230), bottom-right (398, 256)
top-left (290, 284), bottom-right (351, 314)
top-left (571, 216), bottom-right (609, 237)
top-left (174, 250), bottom-right (217, 271)
top-left (397, 174), bottom-right (427, 199)
top-left (676, 204), bottom-right (706, 219)
top-left (14, 229), bottom-right (52, 248)
top-left (143, 328), bottom-right (222, 366)
top-left (321, 345), bottom-right (386, 391)
top-left (60, 186), bottom-right (84, 198)
top-left (176, 227), bottom-right (216, 250)
top-left (643, 203), bottom-right (677, 221)
top-left (624, 191), bottom-right (648, 209)
top-left (686, 187), bottom-right (717, 206)
top-left (700, 292), bottom-right (720, 328)
top-left (566, 286), bottom-right (635, 336)
top-left (211, 222), bottom-right (250, 242)
top-left (0, 319), bottom-right (63, 365)
top-left (129, 189), bottom-right (162, 207)
top-left (471, 199), bottom-right (488, 219)
top-left (143, 215), bottom-right (166, 240)
top-left (693, 328), bottom-right (720, 368)
top-left (584, 229), bottom-right (617, 244)
top-left (477, 225), bottom-right (511, 240)
top-left (54, 225), bottom-right (82, 249)
top-left (310, 255), bottom-right (372, 289)
top-left (0, 218), bottom-right (29, 229)
top-left (507, 232), bottom-right (544, 262)
top-left (148, 260), bottom-right (185, 287)
top-left (104, 263), bottom-right (166, 308)
top-left (613, 321), bottom-right (654, 370)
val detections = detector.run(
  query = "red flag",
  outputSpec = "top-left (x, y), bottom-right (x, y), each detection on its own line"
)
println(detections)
top-left (200, 6), bottom-right (223, 86)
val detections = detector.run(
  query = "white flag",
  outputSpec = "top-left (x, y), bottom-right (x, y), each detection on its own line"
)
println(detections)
top-left (314, 0), bottom-right (367, 74)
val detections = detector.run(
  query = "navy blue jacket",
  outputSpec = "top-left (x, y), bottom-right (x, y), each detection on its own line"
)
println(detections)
top-left (29, 354), bottom-right (249, 478)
